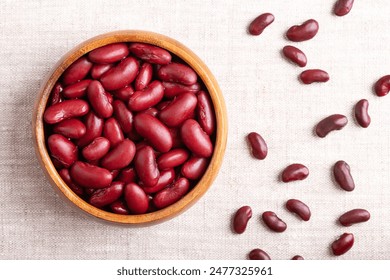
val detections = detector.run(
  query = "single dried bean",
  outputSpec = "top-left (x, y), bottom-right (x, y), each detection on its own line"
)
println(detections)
top-left (334, 0), bottom-right (354, 16)
top-left (333, 160), bottom-right (355, 191)
top-left (355, 99), bottom-right (371, 128)
top-left (247, 132), bottom-right (268, 160)
top-left (286, 199), bottom-right (311, 221)
top-left (315, 114), bottom-right (348, 138)
top-left (331, 233), bottom-right (354, 256)
top-left (232, 206), bottom-right (252, 234)
top-left (248, 13), bottom-right (274, 36)
top-left (248, 249), bottom-right (271, 260)
top-left (282, 46), bottom-right (307, 67)
top-left (286, 19), bottom-right (319, 42)
top-left (262, 211), bottom-right (287, 232)
top-left (339, 209), bottom-right (370, 226)
top-left (282, 164), bottom-right (309, 182)
top-left (300, 69), bottom-right (329, 84)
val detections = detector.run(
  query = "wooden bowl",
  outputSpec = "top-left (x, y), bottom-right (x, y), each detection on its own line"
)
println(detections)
top-left (32, 30), bottom-right (227, 225)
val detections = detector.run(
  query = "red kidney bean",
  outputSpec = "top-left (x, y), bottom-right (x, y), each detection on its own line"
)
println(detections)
top-left (134, 146), bottom-right (160, 188)
top-left (110, 200), bottom-right (130, 215)
top-left (163, 82), bottom-right (201, 98)
top-left (118, 167), bottom-right (137, 184)
top-left (48, 134), bottom-right (78, 168)
top-left (88, 43), bottom-right (129, 64)
top-left (248, 249), bottom-right (271, 260)
top-left (91, 63), bottom-right (113, 80)
top-left (135, 62), bottom-right (153, 91)
top-left (286, 199), bottom-right (311, 221)
top-left (181, 119), bottom-right (213, 157)
top-left (124, 182), bottom-right (149, 214)
top-left (196, 91), bottom-right (216, 135)
top-left (44, 99), bottom-right (89, 124)
top-left (157, 149), bottom-right (189, 170)
top-left (247, 132), bottom-right (268, 160)
top-left (129, 43), bottom-right (171, 65)
top-left (89, 181), bottom-right (124, 208)
top-left (103, 118), bottom-right (124, 147)
top-left (291, 255), bottom-right (304, 260)
top-left (282, 46), bottom-right (307, 67)
top-left (300, 69), bottom-right (329, 84)
top-left (143, 169), bottom-right (175, 194)
top-left (49, 82), bottom-right (63, 106)
top-left (286, 19), bottom-right (319, 42)
top-left (53, 118), bottom-right (86, 139)
top-left (332, 233), bottom-right (354, 256)
top-left (262, 211), bottom-right (287, 232)
top-left (134, 113), bottom-right (172, 152)
top-left (82, 137), bottom-right (110, 161)
top-left (153, 177), bottom-right (190, 209)
top-left (58, 168), bottom-right (84, 196)
top-left (77, 111), bottom-right (104, 147)
top-left (128, 80), bottom-right (164, 111)
top-left (112, 85), bottom-right (134, 102)
top-left (112, 100), bottom-right (133, 133)
top-left (374, 75), bottom-right (390, 97)
top-left (159, 92), bottom-right (198, 127)
top-left (101, 139), bottom-right (136, 171)
top-left (315, 114), bottom-right (348, 138)
top-left (100, 56), bottom-right (139, 91)
top-left (355, 99), bottom-right (371, 128)
top-left (281, 163), bottom-right (309, 182)
top-left (333, 160), bottom-right (355, 191)
top-left (158, 63), bottom-right (197, 85)
top-left (232, 206), bottom-right (252, 234)
top-left (181, 157), bottom-right (209, 180)
top-left (339, 209), bottom-right (370, 226)
top-left (248, 13), bottom-right (274, 35)
top-left (334, 0), bottom-right (354, 16)
top-left (87, 80), bottom-right (113, 118)
top-left (62, 79), bottom-right (92, 99)
top-left (70, 161), bottom-right (112, 188)
top-left (61, 56), bottom-right (93, 86)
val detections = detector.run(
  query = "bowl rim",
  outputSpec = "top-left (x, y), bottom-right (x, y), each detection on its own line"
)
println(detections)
top-left (33, 30), bottom-right (228, 225)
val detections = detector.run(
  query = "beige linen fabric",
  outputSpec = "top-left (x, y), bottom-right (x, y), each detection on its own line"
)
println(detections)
top-left (0, 0), bottom-right (389, 259)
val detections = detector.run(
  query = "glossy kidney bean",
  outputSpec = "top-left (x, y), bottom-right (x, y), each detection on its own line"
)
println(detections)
top-left (286, 199), bottom-right (311, 221)
top-left (157, 63), bottom-right (197, 85)
top-left (157, 149), bottom-right (189, 170)
top-left (49, 82), bottom-right (62, 106)
top-left (282, 46), bottom-right (307, 67)
top-left (53, 118), bottom-right (86, 139)
top-left (248, 13), bottom-right (274, 35)
top-left (48, 134), bottom-right (78, 168)
top-left (143, 169), bottom-right (175, 194)
top-left (91, 63), bottom-right (113, 80)
top-left (159, 92), bottom-right (198, 127)
top-left (87, 80), bottom-right (113, 118)
top-left (77, 111), bottom-right (104, 147)
top-left (110, 200), bottom-right (129, 215)
top-left (315, 114), bottom-right (348, 138)
top-left (333, 160), bottom-right (355, 191)
top-left (112, 100), bottom-right (133, 133)
top-left (339, 209), bottom-right (370, 226)
top-left (128, 80), bottom-right (164, 111)
top-left (58, 168), bottom-right (84, 196)
top-left (196, 91), bottom-right (215, 135)
top-left (153, 177), bottom-right (190, 209)
top-left (262, 211), bottom-right (287, 232)
top-left (281, 163), bottom-right (309, 182)
top-left (355, 99), bottom-right (371, 128)
top-left (181, 157), bottom-right (209, 180)
top-left (123, 183), bottom-right (149, 214)
top-left (82, 137), bottom-right (110, 161)
top-left (134, 146), bottom-right (160, 188)
top-left (44, 99), bottom-right (89, 124)
top-left (135, 62), bottom-right (153, 91)
top-left (101, 139), bottom-right (136, 171)
top-left (134, 113), bottom-right (172, 152)
top-left (129, 43), bottom-right (171, 65)
top-left (374, 75), bottom-right (390, 97)
top-left (103, 118), bottom-right (124, 147)
top-left (332, 233), bottom-right (354, 256)
top-left (181, 119), bottom-right (213, 157)
top-left (100, 56), bottom-right (139, 91)
top-left (286, 19), bottom-right (319, 42)
top-left (117, 167), bottom-right (137, 184)
top-left (248, 249), bottom-right (271, 260)
top-left (62, 79), bottom-right (92, 99)
top-left (247, 132), bottom-right (268, 160)
top-left (291, 255), bottom-right (304, 260)
top-left (89, 181), bottom-right (124, 208)
top-left (112, 85), bottom-right (134, 102)
top-left (163, 82), bottom-right (201, 98)
top-left (233, 206), bottom-right (252, 234)
top-left (61, 56), bottom-right (92, 86)
top-left (88, 43), bottom-right (129, 64)
top-left (70, 161), bottom-right (112, 188)
top-left (300, 69), bottom-right (329, 84)
top-left (334, 0), bottom-right (354, 16)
